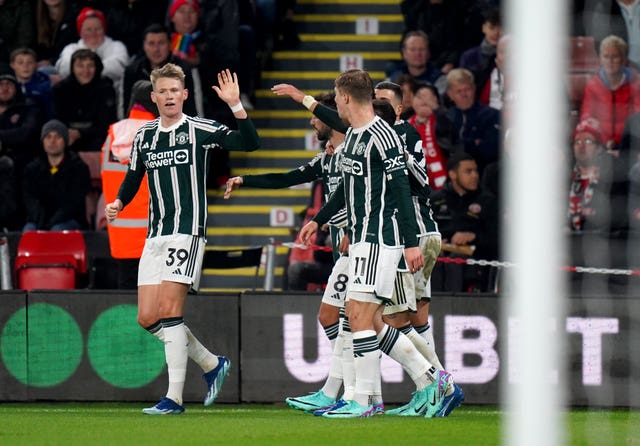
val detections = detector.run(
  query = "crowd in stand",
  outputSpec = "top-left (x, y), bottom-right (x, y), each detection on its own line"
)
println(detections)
top-left (3, 0), bottom-right (640, 291)
top-left (0, 0), bottom-right (298, 233)
top-left (382, 1), bottom-right (640, 291)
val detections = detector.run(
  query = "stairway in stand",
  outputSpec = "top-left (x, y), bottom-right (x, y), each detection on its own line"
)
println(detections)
top-left (202, 0), bottom-right (404, 292)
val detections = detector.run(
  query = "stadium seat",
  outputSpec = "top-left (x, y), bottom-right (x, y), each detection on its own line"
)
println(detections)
top-left (569, 36), bottom-right (599, 74)
top-left (568, 72), bottom-right (591, 112)
top-left (202, 246), bottom-right (263, 290)
top-left (14, 230), bottom-right (87, 290)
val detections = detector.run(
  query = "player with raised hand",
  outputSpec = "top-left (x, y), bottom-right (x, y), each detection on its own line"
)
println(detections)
top-left (105, 64), bottom-right (260, 415)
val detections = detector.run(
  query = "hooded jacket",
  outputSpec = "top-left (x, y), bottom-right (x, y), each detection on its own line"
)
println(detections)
top-left (52, 52), bottom-right (117, 152)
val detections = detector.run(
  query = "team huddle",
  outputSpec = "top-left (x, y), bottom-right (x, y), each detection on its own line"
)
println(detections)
top-left (106, 63), bottom-right (462, 417)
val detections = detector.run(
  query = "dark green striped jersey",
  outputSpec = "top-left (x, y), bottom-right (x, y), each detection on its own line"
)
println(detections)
top-left (315, 116), bottom-right (418, 248)
top-left (117, 115), bottom-right (260, 238)
top-left (242, 143), bottom-right (347, 259)
top-left (394, 120), bottom-right (439, 235)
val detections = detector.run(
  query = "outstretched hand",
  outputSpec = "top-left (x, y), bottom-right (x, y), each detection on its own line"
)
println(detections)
top-left (271, 83), bottom-right (305, 103)
top-left (212, 69), bottom-right (240, 105)
top-left (224, 176), bottom-right (243, 200)
top-left (299, 220), bottom-right (319, 245)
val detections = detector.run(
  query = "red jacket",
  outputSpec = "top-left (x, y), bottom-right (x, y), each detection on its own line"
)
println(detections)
top-left (580, 69), bottom-right (640, 145)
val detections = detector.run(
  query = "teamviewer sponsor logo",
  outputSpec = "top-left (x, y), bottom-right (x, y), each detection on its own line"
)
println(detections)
top-left (144, 149), bottom-right (190, 169)
top-left (174, 149), bottom-right (189, 164)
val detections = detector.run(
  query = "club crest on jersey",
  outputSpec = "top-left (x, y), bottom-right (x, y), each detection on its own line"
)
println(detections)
top-left (355, 142), bottom-right (366, 155)
top-left (468, 203), bottom-right (482, 215)
top-left (175, 131), bottom-right (190, 145)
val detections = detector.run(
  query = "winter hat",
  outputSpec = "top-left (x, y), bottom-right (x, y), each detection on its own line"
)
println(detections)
top-left (41, 119), bottom-right (69, 146)
top-left (573, 117), bottom-right (602, 144)
top-left (169, 0), bottom-right (200, 19)
top-left (76, 7), bottom-right (107, 34)
top-left (0, 65), bottom-right (17, 85)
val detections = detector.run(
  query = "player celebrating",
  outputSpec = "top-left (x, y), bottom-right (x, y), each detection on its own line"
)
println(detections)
top-left (105, 64), bottom-right (260, 414)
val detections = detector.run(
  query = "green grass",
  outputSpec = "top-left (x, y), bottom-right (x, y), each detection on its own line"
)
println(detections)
top-left (0, 403), bottom-right (638, 446)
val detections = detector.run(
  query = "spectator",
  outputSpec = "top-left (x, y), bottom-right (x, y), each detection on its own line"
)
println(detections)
top-left (0, 67), bottom-right (42, 173)
top-left (168, 0), bottom-right (203, 68)
top-left (579, 0), bottom-right (640, 69)
top-left (445, 67), bottom-right (501, 175)
top-left (397, 73), bottom-right (417, 120)
top-left (0, 155), bottom-right (17, 230)
top-left (569, 117), bottom-right (627, 296)
top-left (486, 34), bottom-right (509, 110)
top-left (55, 6), bottom-right (129, 93)
top-left (34, 0), bottom-right (79, 76)
top-left (569, 118), bottom-right (627, 233)
top-left (23, 119), bottom-right (90, 231)
top-left (0, 0), bottom-right (35, 64)
top-left (103, 0), bottom-right (168, 58)
top-left (407, 83), bottom-right (453, 190)
top-left (10, 48), bottom-right (54, 120)
top-left (459, 7), bottom-right (501, 103)
top-left (580, 35), bottom-right (640, 150)
top-left (122, 24), bottom-right (203, 119)
top-left (430, 152), bottom-right (499, 292)
top-left (52, 48), bottom-right (117, 152)
top-left (400, 0), bottom-right (466, 73)
top-left (385, 30), bottom-right (447, 96)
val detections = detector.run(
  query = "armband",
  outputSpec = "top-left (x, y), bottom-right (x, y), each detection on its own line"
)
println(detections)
top-left (229, 102), bottom-right (244, 113)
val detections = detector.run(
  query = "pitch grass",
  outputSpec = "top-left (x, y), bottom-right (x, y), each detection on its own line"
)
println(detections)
top-left (0, 403), bottom-right (638, 446)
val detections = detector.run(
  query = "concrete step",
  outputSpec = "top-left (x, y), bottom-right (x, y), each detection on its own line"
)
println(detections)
top-left (207, 204), bottom-right (307, 227)
top-left (209, 187), bottom-right (312, 206)
top-left (270, 50), bottom-right (400, 72)
top-left (296, 33), bottom-right (402, 52)
top-left (228, 148), bottom-right (319, 169)
top-left (259, 69), bottom-right (386, 90)
top-left (297, 0), bottom-right (404, 15)
top-left (294, 13), bottom-right (404, 35)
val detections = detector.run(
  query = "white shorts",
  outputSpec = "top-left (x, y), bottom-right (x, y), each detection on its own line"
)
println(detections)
top-left (414, 233), bottom-right (442, 300)
top-left (347, 242), bottom-right (402, 302)
top-left (321, 255), bottom-right (349, 308)
top-left (383, 270), bottom-right (417, 315)
top-left (138, 234), bottom-right (205, 292)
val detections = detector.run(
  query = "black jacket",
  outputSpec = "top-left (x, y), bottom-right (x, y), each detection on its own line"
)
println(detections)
top-left (23, 151), bottom-right (90, 229)
top-left (52, 55), bottom-right (117, 152)
top-left (431, 182), bottom-right (499, 259)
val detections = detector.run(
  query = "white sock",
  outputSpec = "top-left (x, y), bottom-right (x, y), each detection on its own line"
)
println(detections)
top-left (162, 318), bottom-right (188, 406)
top-left (323, 321), bottom-right (340, 351)
top-left (147, 322), bottom-right (219, 373)
top-left (341, 329), bottom-right (355, 401)
top-left (320, 331), bottom-right (343, 399)
top-left (352, 330), bottom-right (381, 407)
top-left (402, 324), bottom-right (444, 371)
top-left (184, 325), bottom-right (219, 373)
top-left (377, 324), bottom-right (435, 391)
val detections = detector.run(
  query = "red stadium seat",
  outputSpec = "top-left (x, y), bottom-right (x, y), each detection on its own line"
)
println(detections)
top-left (14, 230), bottom-right (87, 290)
top-left (570, 36), bottom-right (599, 74)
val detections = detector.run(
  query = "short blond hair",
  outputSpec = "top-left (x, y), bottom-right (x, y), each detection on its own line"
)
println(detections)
top-left (600, 35), bottom-right (628, 60)
top-left (446, 68), bottom-right (475, 89)
top-left (150, 63), bottom-right (185, 90)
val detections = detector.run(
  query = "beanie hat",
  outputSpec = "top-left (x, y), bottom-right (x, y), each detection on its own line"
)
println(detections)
top-left (41, 119), bottom-right (69, 146)
top-left (169, 0), bottom-right (200, 19)
top-left (76, 7), bottom-right (107, 34)
top-left (573, 117), bottom-right (602, 144)
top-left (0, 65), bottom-right (17, 85)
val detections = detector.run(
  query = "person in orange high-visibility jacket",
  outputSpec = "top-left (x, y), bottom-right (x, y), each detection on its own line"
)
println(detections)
top-left (101, 80), bottom-right (158, 288)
